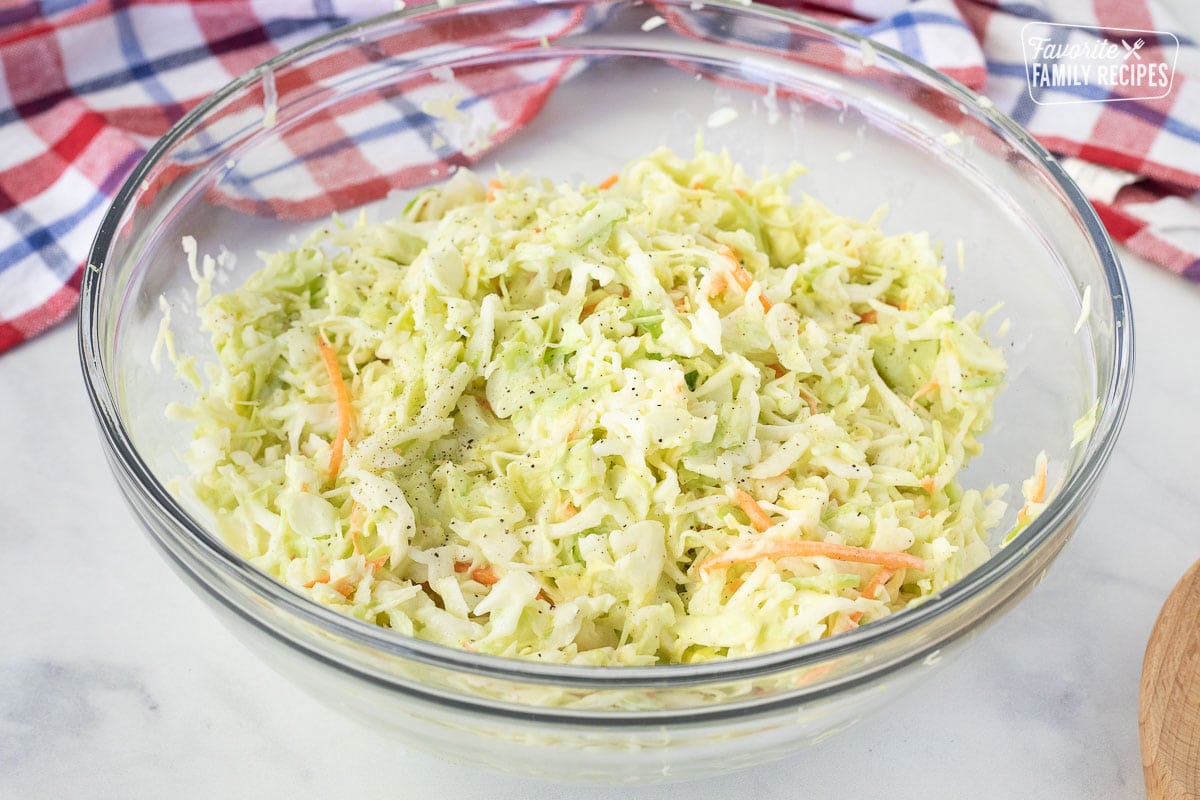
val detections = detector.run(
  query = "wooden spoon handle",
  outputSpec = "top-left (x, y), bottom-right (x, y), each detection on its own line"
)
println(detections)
top-left (1141, 559), bottom-right (1200, 799)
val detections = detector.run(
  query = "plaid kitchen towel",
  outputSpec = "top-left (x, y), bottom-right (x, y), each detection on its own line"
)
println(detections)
top-left (1, 0), bottom-right (1197, 354)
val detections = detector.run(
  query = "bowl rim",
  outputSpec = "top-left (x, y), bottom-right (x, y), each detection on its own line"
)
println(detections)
top-left (78, 0), bottom-right (1134, 692)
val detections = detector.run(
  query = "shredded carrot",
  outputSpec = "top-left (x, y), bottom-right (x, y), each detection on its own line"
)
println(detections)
top-left (471, 565), bottom-right (499, 585)
top-left (579, 302), bottom-right (598, 320)
top-left (720, 245), bottom-right (772, 312)
top-left (795, 663), bottom-right (834, 686)
top-left (836, 614), bottom-right (862, 632)
top-left (799, 388), bottom-right (819, 416)
top-left (847, 567), bottom-right (898, 625)
top-left (857, 309), bottom-right (877, 324)
top-left (706, 273), bottom-right (728, 297)
top-left (699, 539), bottom-right (925, 575)
top-left (920, 476), bottom-right (936, 494)
top-left (454, 560), bottom-right (472, 573)
top-left (690, 178), bottom-right (705, 190)
top-left (1017, 453), bottom-right (1050, 525)
top-left (537, 589), bottom-right (554, 604)
top-left (316, 336), bottom-right (352, 480)
top-left (561, 502), bottom-right (578, 520)
top-left (768, 362), bottom-right (787, 379)
top-left (861, 567), bottom-right (895, 600)
top-left (486, 177), bottom-right (503, 202)
top-left (733, 187), bottom-right (748, 198)
top-left (598, 173), bottom-right (618, 190)
top-left (727, 578), bottom-right (745, 594)
top-left (1030, 453), bottom-right (1048, 504)
top-left (366, 554), bottom-right (389, 573)
top-left (908, 379), bottom-right (940, 410)
top-left (730, 264), bottom-right (755, 291)
top-left (918, 509), bottom-right (930, 519)
top-left (733, 488), bottom-right (775, 533)
top-left (303, 573), bottom-right (353, 597)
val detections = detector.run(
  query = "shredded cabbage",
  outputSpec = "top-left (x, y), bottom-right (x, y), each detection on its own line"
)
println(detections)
top-left (173, 147), bottom-right (1007, 665)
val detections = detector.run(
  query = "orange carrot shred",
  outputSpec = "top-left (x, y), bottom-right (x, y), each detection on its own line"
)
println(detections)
top-left (720, 246), bottom-right (773, 312)
top-left (733, 488), bottom-right (775, 533)
top-left (918, 509), bottom-right (930, 519)
top-left (734, 187), bottom-right (748, 198)
top-left (730, 262), bottom-right (754, 291)
top-left (920, 476), bottom-right (936, 494)
top-left (909, 379), bottom-right (940, 410)
top-left (1017, 453), bottom-right (1050, 524)
top-left (454, 560), bottom-right (472, 573)
top-left (486, 178), bottom-right (504, 202)
top-left (598, 173), bottom-right (618, 190)
top-left (471, 565), bottom-right (499, 586)
top-left (861, 567), bottom-right (895, 600)
top-left (699, 539), bottom-right (925, 575)
top-left (768, 363), bottom-right (787, 379)
top-left (316, 336), bottom-right (352, 480)
top-left (1031, 453), bottom-right (1048, 504)
top-left (799, 388), bottom-right (819, 416)
top-left (846, 567), bottom-right (898, 626)
top-left (303, 573), bottom-right (353, 597)
top-left (858, 309), bottom-right (877, 324)
top-left (707, 273), bottom-right (728, 297)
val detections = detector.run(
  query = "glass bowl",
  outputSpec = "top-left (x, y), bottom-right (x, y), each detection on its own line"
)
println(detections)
top-left (79, 0), bottom-right (1133, 783)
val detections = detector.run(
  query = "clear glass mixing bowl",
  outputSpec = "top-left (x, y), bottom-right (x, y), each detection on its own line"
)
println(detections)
top-left (79, 0), bottom-right (1133, 783)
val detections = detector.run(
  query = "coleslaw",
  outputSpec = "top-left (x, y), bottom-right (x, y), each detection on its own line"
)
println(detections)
top-left (169, 147), bottom-right (1007, 665)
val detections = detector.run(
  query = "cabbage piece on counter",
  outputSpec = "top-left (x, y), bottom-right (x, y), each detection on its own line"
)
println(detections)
top-left (169, 147), bottom-right (1007, 665)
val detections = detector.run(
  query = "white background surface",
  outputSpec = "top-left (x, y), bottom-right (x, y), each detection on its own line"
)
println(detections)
top-left (5, 3), bottom-right (1200, 798)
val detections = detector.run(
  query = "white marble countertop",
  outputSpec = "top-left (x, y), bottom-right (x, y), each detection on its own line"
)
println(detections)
top-left (6, 6), bottom-right (1200, 796)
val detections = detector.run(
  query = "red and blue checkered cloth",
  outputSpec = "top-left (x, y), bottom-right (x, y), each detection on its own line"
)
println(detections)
top-left (2, 0), bottom-right (1197, 354)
